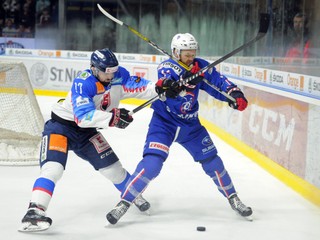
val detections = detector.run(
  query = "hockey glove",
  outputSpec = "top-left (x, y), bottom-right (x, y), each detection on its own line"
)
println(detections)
top-left (227, 87), bottom-right (248, 111)
top-left (181, 62), bottom-right (204, 91)
top-left (109, 108), bottom-right (133, 129)
top-left (155, 78), bottom-right (181, 99)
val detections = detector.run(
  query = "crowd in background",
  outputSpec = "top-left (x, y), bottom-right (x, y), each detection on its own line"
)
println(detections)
top-left (0, 0), bottom-right (318, 58)
top-left (0, 0), bottom-right (57, 38)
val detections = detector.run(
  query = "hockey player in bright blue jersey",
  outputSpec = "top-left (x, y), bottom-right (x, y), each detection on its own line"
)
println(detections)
top-left (19, 48), bottom-right (157, 232)
top-left (106, 33), bottom-right (253, 224)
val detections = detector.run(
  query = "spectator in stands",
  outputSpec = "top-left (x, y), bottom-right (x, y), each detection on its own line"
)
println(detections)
top-left (285, 13), bottom-right (311, 58)
top-left (38, 7), bottom-right (51, 27)
top-left (2, 18), bottom-right (17, 37)
top-left (17, 23), bottom-right (32, 37)
top-left (20, 0), bottom-right (35, 35)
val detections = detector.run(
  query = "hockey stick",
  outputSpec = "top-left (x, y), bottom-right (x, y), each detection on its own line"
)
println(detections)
top-left (97, 3), bottom-right (191, 71)
top-left (180, 13), bottom-right (270, 85)
top-left (129, 13), bottom-right (270, 115)
top-left (129, 96), bottom-right (159, 115)
top-left (98, 2), bottom-right (267, 103)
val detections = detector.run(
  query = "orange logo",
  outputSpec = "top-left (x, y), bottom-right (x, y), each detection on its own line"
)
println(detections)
top-left (49, 134), bottom-right (67, 153)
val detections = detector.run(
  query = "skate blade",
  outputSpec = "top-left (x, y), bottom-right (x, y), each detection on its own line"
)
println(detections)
top-left (105, 222), bottom-right (118, 228)
top-left (245, 215), bottom-right (253, 221)
top-left (18, 222), bottom-right (50, 232)
top-left (143, 210), bottom-right (151, 216)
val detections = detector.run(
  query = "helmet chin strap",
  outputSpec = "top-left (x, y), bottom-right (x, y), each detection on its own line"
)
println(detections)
top-left (173, 49), bottom-right (180, 60)
top-left (91, 66), bottom-right (99, 78)
top-left (173, 49), bottom-right (194, 67)
top-left (173, 50), bottom-right (194, 68)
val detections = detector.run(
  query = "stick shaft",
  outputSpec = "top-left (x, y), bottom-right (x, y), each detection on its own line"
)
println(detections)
top-left (129, 95), bottom-right (159, 115)
top-left (97, 4), bottom-right (270, 114)
top-left (97, 4), bottom-right (190, 70)
top-left (130, 14), bottom-right (268, 114)
top-left (180, 33), bottom-right (267, 86)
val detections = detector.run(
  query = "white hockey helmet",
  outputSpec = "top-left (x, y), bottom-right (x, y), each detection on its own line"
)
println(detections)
top-left (171, 33), bottom-right (198, 59)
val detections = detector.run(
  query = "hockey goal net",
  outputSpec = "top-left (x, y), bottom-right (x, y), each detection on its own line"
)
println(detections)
top-left (0, 62), bottom-right (44, 166)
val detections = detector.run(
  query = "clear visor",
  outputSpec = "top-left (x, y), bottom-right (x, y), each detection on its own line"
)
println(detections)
top-left (105, 66), bottom-right (119, 73)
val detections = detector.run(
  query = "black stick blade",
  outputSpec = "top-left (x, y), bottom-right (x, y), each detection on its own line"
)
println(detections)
top-left (258, 13), bottom-right (270, 34)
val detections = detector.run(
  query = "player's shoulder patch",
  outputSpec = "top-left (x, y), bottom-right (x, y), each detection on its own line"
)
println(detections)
top-left (78, 71), bottom-right (91, 80)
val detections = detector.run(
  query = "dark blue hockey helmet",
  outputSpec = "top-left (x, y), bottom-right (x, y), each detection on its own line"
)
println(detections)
top-left (90, 48), bottom-right (119, 73)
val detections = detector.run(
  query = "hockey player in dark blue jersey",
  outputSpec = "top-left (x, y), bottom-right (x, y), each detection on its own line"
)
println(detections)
top-left (106, 33), bottom-right (252, 224)
top-left (19, 48), bottom-right (157, 232)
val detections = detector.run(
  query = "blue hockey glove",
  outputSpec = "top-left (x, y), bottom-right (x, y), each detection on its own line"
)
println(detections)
top-left (109, 108), bottom-right (133, 129)
top-left (155, 78), bottom-right (181, 99)
top-left (227, 87), bottom-right (248, 111)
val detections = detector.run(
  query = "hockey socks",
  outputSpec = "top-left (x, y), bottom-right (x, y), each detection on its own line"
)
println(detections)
top-left (113, 171), bottom-right (131, 192)
top-left (201, 155), bottom-right (236, 197)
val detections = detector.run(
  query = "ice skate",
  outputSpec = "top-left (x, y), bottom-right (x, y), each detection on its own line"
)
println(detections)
top-left (18, 203), bottom-right (52, 232)
top-left (133, 195), bottom-right (150, 213)
top-left (106, 200), bottom-right (131, 225)
top-left (228, 193), bottom-right (253, 221)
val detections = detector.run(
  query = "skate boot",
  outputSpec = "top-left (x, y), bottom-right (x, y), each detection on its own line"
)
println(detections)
top-left (19, 203), bottom-right (52, 232)
top-left (106, 200), bottom-right (131, 225)
top-left (133, 195), bottom-right (151, 212)
top-left (228, 193), bottom-right (253, 220)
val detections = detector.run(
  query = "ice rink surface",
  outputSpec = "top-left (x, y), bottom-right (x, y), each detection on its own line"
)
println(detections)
top-left (1, 96), bottom-right (319, 240)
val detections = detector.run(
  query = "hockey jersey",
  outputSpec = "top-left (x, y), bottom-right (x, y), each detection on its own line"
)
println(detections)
top-left (152, 58), bottom-right (237, 126)
top-left (52, 67), bottom-right (157, 129)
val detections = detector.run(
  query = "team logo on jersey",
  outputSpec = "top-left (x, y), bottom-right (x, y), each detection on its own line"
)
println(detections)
top-left (180, 93), bottom-right (195, 114)
top-left (79, 71), bottom-right (90, 79)
top-left (149, 142), bottom-right (169, 154)
top-left (89, 133), bottom-right (111, 153)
